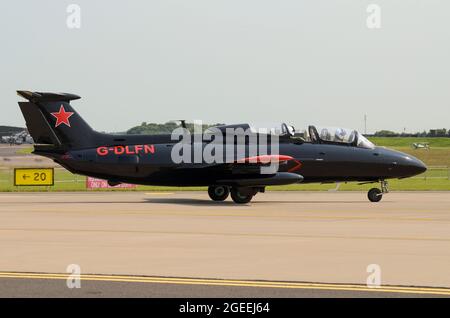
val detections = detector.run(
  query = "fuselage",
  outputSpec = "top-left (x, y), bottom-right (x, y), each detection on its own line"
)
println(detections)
top-left (36, 133), bottom-right (427, 187)
top-left (16, 91), bottom-right (428, 203)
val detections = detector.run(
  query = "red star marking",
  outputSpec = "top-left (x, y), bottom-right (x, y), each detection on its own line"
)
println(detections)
top-left (51, 105), bottom-right (74, 128)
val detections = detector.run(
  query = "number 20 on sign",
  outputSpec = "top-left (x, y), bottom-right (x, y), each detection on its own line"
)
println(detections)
top-left (14, 168), bottom-right (54, 186)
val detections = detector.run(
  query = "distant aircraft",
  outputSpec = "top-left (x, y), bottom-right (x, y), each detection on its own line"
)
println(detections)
top-left (17, 91), bottom-right (427, 203)
top-left (412, 142), bottom-right (430, 150)
top-left (1, 131), bottom-right (33, 145)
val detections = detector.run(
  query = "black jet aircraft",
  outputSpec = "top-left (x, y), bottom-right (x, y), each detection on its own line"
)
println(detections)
top-left (17, 91), bottom-right (427, 204)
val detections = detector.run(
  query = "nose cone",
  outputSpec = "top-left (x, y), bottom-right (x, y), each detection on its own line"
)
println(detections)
top-left (374, 147), bottom-right (427, 179)
top-left (406, 157), bottom-right (427, 176)
top-left (396, 154), bottom-right (427, 178)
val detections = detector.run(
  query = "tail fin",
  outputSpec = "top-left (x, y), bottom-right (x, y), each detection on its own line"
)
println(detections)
top-left (17, 91), bottom-right (96, 149)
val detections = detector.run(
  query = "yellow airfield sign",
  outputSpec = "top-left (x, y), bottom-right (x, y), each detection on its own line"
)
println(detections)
top-left (14, 168), bottom-right (54, 186)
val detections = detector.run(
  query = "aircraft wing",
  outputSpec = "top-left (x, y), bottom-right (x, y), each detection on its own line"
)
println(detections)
top-left (183, 154), bottom-right (304, 187)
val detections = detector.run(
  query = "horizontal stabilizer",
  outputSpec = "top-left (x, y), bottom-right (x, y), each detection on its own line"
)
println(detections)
top-left (17, 90), bottom-right (97, 149)
top-left (17, 91), bottom-right (81, 103)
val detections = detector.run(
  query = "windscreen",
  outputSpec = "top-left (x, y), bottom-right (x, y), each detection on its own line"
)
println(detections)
top-left (356, 133), bottom-right (375, 149)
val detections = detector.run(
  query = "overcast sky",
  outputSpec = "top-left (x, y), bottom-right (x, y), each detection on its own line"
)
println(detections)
top-left (1, 0), bottom-right (449, 133)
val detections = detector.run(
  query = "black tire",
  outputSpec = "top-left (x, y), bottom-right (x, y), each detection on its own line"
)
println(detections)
top-left (368, 188), bottom-right (382, 202)
top-left (230, 188), bottom-right (254, 204)
top-left (208, 186), bottom-right (230, 201)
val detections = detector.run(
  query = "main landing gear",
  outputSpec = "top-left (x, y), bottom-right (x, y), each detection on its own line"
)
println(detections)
top-left (208, 186), bottom-right (263, 204)
top-left (368, 180), bottom-right (389, 203)
top-left (208, 185), bottom-right (230, 201)
top-left (230, 187), bottom-right (254, 204)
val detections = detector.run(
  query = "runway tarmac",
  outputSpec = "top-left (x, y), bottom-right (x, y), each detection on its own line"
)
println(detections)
top-left (1, 191), bottom-right (450, 297)
top-left (1, 274), bottom-right (449, 297)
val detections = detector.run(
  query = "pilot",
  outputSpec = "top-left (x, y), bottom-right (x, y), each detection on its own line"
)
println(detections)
top-left (334, 128), bottom-right (347, 142)
top-left (320, 128), bottom-right (331, 141)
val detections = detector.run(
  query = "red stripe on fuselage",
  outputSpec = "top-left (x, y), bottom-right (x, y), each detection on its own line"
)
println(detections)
top-left (236, 154), bottom-right (294, 164)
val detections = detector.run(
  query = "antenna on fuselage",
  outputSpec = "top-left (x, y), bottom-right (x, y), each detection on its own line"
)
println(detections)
top-left (364, 114), bottom-right (367, 135)
top-left (173, 120), bottom-right (187, 129)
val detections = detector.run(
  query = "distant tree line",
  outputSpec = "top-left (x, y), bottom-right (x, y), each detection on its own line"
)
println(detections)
top-left (0, 125), bottom-right (25, 137)
top-left (126, 123), bottom-right (450, 137)
top-left (126, 122), bottom-right (224, 135)
top-left (373, 129), bottom-right (450, 137)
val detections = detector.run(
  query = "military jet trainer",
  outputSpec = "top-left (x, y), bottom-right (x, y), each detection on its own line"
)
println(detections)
top-left (17, 91), bottom-right (427, 204)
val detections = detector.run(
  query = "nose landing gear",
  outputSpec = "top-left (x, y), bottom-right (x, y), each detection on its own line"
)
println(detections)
top-left (368, 180), bottom-right (389, 202)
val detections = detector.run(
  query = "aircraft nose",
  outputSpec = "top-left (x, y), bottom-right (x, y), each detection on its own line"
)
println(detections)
top-left (379, 148), bottom-right (427, 178)
top-left (413, 158), bottom-right (427, 175)
top-left (400, 155), bottom-right (427, 177)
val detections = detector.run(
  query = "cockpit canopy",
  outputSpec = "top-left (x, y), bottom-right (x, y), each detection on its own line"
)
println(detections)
top-left (209, 123), bottom-right (375, 149)
top-left (307, 125), bottom-right (375, 149)
top-left (279, 123), bottom-right (375, 149)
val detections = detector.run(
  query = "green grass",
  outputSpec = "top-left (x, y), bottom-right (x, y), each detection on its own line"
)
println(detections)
top-left (0, 169), bottom-right (86, 192)
top-left (369, 137), bottom-right (450, 148)
top-left (15, 147), bottom-right (33, 155)
top-left (16, 147), bottom-right (33, 155)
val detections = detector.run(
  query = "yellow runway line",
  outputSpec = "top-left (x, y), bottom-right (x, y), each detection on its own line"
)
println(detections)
top-left (0, 272), bottom-right (449, 296)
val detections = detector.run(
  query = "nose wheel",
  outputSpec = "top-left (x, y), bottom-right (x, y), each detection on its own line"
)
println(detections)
top-left (368, 180), bottom-right (389, 202)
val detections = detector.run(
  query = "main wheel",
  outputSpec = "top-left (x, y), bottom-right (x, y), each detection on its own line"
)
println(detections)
top-left (208, 186), bottom-right (230, 201)
top-left (230, 188), bottom-right (254, 204)
top-left (368, 188), bottom-right (382, 202)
